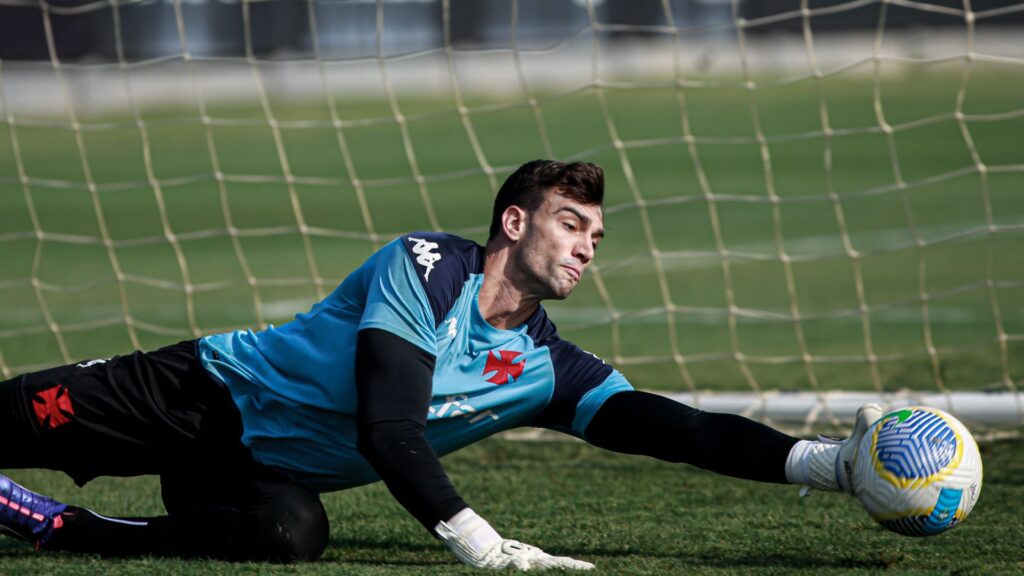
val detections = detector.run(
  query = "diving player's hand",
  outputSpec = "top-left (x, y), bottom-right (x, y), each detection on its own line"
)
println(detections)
top-left (469, 539), bottom-right (595, 571)
top-left (436, 508), bottom-right (594, 571)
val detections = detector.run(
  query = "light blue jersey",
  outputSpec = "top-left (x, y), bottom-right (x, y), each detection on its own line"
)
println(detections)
top-left (199, 233), bottom-right (632, 492)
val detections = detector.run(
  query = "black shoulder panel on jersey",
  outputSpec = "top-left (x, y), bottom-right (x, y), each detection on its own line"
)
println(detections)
top-left (527, 307), bottom-right (614, 430)
top-left (398, 232), bottom-right (485, 328)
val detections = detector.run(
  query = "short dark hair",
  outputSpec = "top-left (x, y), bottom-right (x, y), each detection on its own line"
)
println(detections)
top-left (488, 160), bottom-right (604, 241)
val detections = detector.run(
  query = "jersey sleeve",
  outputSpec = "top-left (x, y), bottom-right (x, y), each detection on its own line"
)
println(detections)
top-left (358, 239), bottom-right (438, 355)
top-left (397, 232), bottom-right (483, 327)
top-left (532, 338), bottom-right (635, 439)
top-left (357, 233), bottom-right (483, 355)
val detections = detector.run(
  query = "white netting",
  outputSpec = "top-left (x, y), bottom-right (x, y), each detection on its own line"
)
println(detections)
top-left (1, 0), bottom-right (1022, 429)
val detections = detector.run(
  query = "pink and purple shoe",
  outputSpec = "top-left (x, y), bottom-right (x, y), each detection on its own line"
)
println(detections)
top-left (0, 473), bottom-right (67, 546)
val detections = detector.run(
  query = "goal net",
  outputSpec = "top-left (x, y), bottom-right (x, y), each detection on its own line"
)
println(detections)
top-left (1, 0), bottom-right (1022, 432)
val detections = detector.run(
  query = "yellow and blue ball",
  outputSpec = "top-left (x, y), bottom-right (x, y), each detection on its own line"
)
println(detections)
top-left (853, 406), bottom-right (983, 537)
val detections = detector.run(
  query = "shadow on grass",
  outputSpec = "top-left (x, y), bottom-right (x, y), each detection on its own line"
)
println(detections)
top-left (577, 545), bottom-right (906, 570)
top-left (327, 536), bottom-right (436, 554)
top-left (324, 536), bottom-right (448, 567)
top-left (0, 538), bottom-right (909, 572)
top-left (0, 538), bottom-right (36, 557)
top-left (685, 552), bottom-right (903, 570)
top-left (323, 536), bottom-right (907, 571)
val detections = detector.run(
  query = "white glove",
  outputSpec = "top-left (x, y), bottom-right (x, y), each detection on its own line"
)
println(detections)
top-left (436, 508), bottom-right (594, 571)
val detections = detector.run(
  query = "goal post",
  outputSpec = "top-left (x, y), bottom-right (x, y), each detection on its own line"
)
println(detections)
top-left (1, 0), bottom-right (1023, 431)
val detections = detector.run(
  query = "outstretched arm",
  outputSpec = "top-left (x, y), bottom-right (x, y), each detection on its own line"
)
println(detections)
top-left (355, 328), bottom-right (467, 530)
top-left (356, 328), bottom-right (592, 571)
top-left (584, 390), bottom-right (798, 484)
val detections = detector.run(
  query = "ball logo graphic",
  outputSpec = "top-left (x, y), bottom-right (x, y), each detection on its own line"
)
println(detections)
top-left (872, 408), bottom-right (961, 490)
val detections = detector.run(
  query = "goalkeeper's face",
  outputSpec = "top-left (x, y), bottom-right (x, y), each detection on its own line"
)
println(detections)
top-left (516, 192), bottom-right (604, 300)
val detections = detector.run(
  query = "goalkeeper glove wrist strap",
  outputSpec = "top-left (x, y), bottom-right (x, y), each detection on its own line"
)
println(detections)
top-left (436, 507), bottom-right (503, 560)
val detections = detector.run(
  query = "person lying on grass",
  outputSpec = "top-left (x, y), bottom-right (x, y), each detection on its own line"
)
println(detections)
top-left (0, 159), bottom-right (878, 569)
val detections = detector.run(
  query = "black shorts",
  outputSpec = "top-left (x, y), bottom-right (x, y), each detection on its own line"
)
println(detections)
top-left (0, 340), bottom-right (252, 486)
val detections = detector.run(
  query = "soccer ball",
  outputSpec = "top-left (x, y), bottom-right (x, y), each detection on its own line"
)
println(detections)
top-left (853, 406), bottom-right (983, 537)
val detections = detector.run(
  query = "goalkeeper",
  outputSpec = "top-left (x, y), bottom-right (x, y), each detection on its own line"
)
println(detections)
top-left (0, 160), bottom-right (880, 569)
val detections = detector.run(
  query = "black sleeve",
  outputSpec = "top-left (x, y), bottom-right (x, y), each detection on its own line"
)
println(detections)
top-left (355, 328), bottom-right (467, 533)
top-left (584, 391), bottom-right (798, 484)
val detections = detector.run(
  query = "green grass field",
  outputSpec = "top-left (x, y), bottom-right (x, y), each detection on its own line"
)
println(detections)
top-left (2, 66), bottom-right (1023, 573)
top-left (1, 437), bottom-right (1022, 575)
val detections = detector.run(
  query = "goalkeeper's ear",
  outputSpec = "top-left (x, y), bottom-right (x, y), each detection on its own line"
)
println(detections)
top-left (497, 205), bottom-right (528, 244)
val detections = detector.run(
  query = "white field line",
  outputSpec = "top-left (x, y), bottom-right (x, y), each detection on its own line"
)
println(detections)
top-left (597, 218), bottom-right (1022, 277)
top-left (0, 300), bottom-right (1018, 329)
top-left (1, 221), bottom-right (1020, 326)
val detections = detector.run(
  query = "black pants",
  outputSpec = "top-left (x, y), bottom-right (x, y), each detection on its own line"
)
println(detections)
top-left (0, 341), bottom-right (328, 561)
